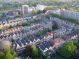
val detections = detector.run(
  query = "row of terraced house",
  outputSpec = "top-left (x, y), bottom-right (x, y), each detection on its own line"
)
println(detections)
top-left (51, 9), bottom-right (79, 20)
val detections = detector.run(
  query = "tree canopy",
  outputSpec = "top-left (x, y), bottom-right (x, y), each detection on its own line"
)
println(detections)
top-left (57, 41), bottom-right (77, 58)
top-left (23, 45), bottom-right (39, 58)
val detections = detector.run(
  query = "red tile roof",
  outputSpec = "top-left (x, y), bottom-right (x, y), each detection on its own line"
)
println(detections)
top-left (53, 38), bottom-right (64, 44)
top-left (47, 32), bottom-right (54, 35)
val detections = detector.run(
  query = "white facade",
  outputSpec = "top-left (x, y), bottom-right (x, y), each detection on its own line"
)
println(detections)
top-left (36, 4), bottom-right (46, 11)
top-left (59, 0), bottom-right (76, 2)
top-left (21, 5), bottom-right (29, 15)
top-left (28, 7), bottom-right (36, 13)
top-left (52, 9), bottom-right (61, 15)
top-left (46, 9), bottom-right (61, 15)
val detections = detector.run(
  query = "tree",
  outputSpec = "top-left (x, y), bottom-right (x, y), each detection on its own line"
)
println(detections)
top-left (50, 13), bottom-right (79, 24)
top-left (24, 45), bottom-right (32, 57)
top-left (32, 10), bottom-right (38, 15)
top-left (48, 54), bottom-right (64, 59)
top-left (36, 28), bottom-right (51, 37)
top-left (73, 41), bottom-right (79, 49)
top-left (22, 21), bottom-right (30, 26)
top-left (44, 6), bottom-right (54, 10)
top-left (0, 49), bottom-right (16, 59)
top-left (0, 27), bottom-right (3, 31)
top-left (0, 40), bottom-right (11, 50)
top-left (4, 49), bottom-right (16, 59)
top-left (52, 21), bottom-right (59, 31)
top-left (9, 25), bottom-right (14, 29)
top-left (43, 28), bottom-right (51, 33)
top-left (57, 41), bottom-right (77, 58)
top-left (0, 51), bottom-right (5, 59)
top-left (31, 45), bottom-right (39, 57)
top-left (0, 40), bottom-right (16, 59)
top-left (23, 45), bottom-right (39, 58)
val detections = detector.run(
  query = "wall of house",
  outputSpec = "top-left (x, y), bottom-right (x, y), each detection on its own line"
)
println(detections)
top-left (60, 10), bottom-right (79, 20)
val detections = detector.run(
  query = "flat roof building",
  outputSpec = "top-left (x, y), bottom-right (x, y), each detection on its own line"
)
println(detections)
top-left (21, 5), bottom-right (29, 15)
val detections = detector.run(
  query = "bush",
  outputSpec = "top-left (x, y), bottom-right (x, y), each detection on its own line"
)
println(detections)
top-left (22, 21), bottom-right (30, 26)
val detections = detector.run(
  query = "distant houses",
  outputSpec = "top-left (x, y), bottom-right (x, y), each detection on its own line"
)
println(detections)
top-left (47, 9), bottom-right (79, 21)
top-left (0, 9), bottom-right (22, 23)
top-left (0, 4), bottom-right (47, 24)
top-left (60, 9), bottom-right (79, 20)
